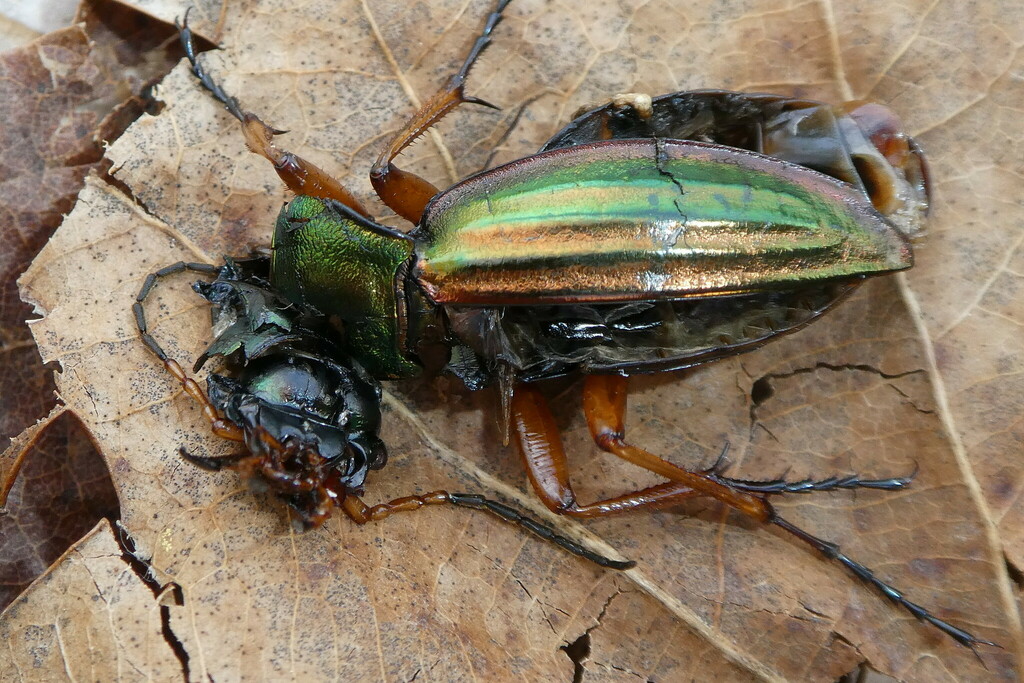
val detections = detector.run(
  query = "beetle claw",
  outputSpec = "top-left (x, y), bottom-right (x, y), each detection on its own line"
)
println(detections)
top-left (179, 446), bottom-right (247, 471)
top-left (701, 442), bottom-right (731, 476)
top-left (463, 95), bottom-right (501, 111)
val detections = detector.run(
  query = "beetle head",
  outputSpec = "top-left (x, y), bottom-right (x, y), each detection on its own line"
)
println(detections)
top-left (191, 258), bottom-right (388, 529)
top-left (839, 101), bottom-right (931, 232)
top-left (205, 353), bottom-right (387, 527)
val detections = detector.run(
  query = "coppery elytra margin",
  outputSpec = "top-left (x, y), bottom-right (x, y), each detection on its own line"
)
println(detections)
top-left (132, 0), bottom-right (994, 651)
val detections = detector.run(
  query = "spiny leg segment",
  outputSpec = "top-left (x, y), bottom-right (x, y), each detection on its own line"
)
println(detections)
top-left (511, 375), bottom-right (995, 649)
top-left (370, 0), bottom-right (513, 223)
top-left (177, 12), bottom-right (370, 215)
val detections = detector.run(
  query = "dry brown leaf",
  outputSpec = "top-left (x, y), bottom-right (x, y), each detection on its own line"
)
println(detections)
top-left (0, 1), bottom-right (176, 448)
top-left (0, 519), bottom-right (184, 679)
top-left (0, 2), bottom-right (180, 612)
top-left (0, 407), bottom-right (119, 609)
top-left (0, 24), bottom-right (97, 454)
top-left (8, 0), bottom-right (1022, 680)
top-left (0, 6), bottom-right (172, 449)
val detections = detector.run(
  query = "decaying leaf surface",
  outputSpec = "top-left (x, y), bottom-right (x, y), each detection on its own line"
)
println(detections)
top-left (0, 0), bottom-right (177, 447)
top-left (0, 25), bottom-right (99, 456)
top-left (0, 519), bottom-right (182, 680)
top-left (0, 407), bottom-right (119, 610)
top-left (0, 2), bottom-right (178, 612)
top-left (8, 0), bottom-right (1022, 680)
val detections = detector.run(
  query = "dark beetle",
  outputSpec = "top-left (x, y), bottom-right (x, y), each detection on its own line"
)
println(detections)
top-left (135, 0), bottom-right (992, 650)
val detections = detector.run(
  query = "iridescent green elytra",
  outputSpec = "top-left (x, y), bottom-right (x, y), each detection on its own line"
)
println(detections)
top-left (416, 139), bottom-right (911, 304)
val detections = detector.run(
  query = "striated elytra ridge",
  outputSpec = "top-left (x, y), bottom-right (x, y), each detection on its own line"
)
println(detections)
top-left (414, 138), bottom-right (912, 305)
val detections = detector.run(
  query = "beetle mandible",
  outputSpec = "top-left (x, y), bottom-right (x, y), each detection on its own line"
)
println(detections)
top-left (134, 0), bottom-right (991, 650)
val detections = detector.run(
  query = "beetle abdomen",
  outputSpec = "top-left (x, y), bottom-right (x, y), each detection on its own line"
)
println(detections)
top-left (415, 139), bottom-right (911, 305)
top-left (444, 282), bottom-right (856, 384)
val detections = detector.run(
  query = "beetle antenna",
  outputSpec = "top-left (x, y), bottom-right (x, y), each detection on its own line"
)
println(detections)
top-left (134, 261), bottom-right (220, 363)
top-left (134, 261), bottom-right (246, 443)
top-left (341, 489), bottom-right (634, 569)
top-left (448, 493), bottom-right (635, 569)
top-left (769, 511), bottom-right (998, 651)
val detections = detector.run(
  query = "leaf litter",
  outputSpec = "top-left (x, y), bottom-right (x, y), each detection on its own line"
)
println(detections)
top-left (4, 0), bottom-right (1023, 680)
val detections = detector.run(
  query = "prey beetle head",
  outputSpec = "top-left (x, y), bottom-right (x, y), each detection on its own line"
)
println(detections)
top-left (189, 259), bottom-right (388, 529)
top-left (758, 98), bottom-right (930, 237)
top-left (839, 100), bottom-right (932, 225)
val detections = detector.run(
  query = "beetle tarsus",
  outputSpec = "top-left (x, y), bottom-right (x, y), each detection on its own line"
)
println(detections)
top-left (177, 11), bottom-right (246, 123)
top-left (450, 0), bottom-right (514, 86)
top-left (449, 492), bottom-right (635, 570)
top-left (770, 514), bottom-right (997, 650)
top-left (707, 470), bottom-right (916, 495)
top-left (702, 443), bottom-right (916, 494)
